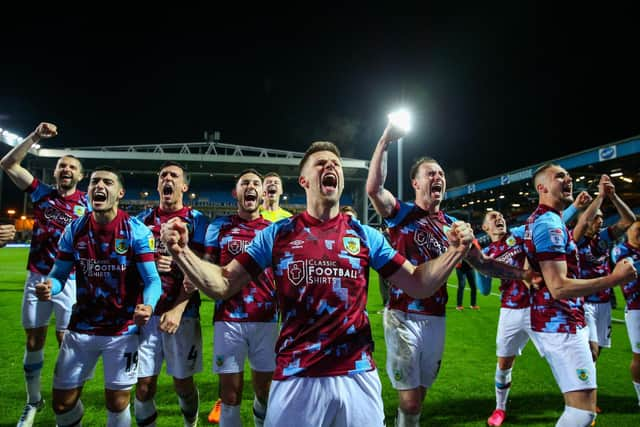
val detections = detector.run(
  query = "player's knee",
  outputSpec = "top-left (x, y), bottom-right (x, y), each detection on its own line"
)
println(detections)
top-left (173, 376), bottom-right (195, 397)
top-left (106, 390), bottom-right (131, 412)
top-left (136, 377), bottom-right (157, 401)
top-left (398, 398), bottom-right (422, 415)
top-left (26, 328), bottom-right (47, 351)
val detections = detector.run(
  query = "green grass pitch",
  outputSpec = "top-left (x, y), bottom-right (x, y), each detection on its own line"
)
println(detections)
top-left (1, 248), bottom-right (638, 426)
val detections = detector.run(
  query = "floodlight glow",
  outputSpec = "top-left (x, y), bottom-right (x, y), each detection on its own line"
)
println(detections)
top-left (610, 172), bottom-right (623, 177)
top-left (20, 216), bottom-right (26, 220)
top-left (33, 144), bottom-right (41, 149)
top-left (621, 176), bottom-right (633, 183)
top-left (388, 109), bottom-right (412, 133)
top-left (7, 209), bottom-right (16, 215)
top-left (499, 195), bottom-right (505, 199)
top-left (511, 203), bottom-right (520, 207)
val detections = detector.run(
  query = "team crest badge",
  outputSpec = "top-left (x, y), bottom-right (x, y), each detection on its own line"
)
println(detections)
top-left (414, 230), bottom-right (428, 246)
top-left (343, 237), bottom-right (360, 255)
top-left (576, 368), bottom-right (589, 382)
top-left (287, 261), bottom-right (306, 286)
top-left (506, 236), bottom-right (516, 247)
top-left (228, 240), bottom-right (242, 255)
top-left (115, 238), bottom-right (129, 254)
top-left (148, 237), bottom-right (155, 251)
top-left (73, 205), bottom-right (86, 217)
top-left (215, 355), bottom-right (224, 367)
top-left (394, 369), bottom-right (403, 381)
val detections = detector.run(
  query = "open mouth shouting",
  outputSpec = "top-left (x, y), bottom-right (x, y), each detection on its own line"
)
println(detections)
top-left (321, 172), bottom-right (338, 195)
top-left (244, 190), bottom-right (259, 206)
top-left (162, 183), bottom-right (174, 200)
top-left (561, 182), bottom-right (573, 198)
top-left (92, 190), bottom-right (108, 207)
top-left (495, 218), bottom-right (506, 231)
top-left (431, 182), bottom-right (444, 198)
top-left (266, 185), bottom-right (278, 198)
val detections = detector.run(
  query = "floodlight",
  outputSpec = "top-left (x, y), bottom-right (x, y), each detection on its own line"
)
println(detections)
top-left (388, 109), bottom-right (412, 133)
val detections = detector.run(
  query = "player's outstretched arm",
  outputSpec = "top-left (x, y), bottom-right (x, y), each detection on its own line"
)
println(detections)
top-left (388, 221), bottom-right (472, 298)
top-left (0, 122), bottom-right (57, 190)
top-left (366, 122), bottom-right (405, 218)
top-left (603, 175), bottom-right (636, 238)
top-left (161, 218), bottom-right (251, 300)
top-left (540, 258), bottom-right (637, 299)
top-left (466, 244), bottom-right (539, 283)
top-left (572, 186), bottom-right (605, 243)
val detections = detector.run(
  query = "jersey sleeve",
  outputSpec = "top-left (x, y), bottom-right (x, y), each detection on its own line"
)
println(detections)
top-left (362, 224), bottom-right (405, 278)
top-left (189, 210), bottom-right (209, 254)
top-left (384, 199), bottom-right (413, 228)
top-left (56, 222), bottom-right (76, 261)
top-left (204, 217), bottom-right (226, 261)
top-left (130, 218), bottom-right (155, 262)
top-left (236, 222), bottom-right (277, 278)
top-left (510, 225), bottom-right (525, 239)
top-left (26, 178), bottom-right (53, 203)
top-left (611, 243), bottom-right (628, 264)
top-left (532, 212), bottom-right (567, 261)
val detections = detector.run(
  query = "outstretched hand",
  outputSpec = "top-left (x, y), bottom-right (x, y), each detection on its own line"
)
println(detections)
top-left (379, 121), bottom-right (406, 147)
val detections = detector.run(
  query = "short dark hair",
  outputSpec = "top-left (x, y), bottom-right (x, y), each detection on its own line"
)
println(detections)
top-left (264, 171), bottom-right (281, 180)
top-left (340, 205), bottom-right (357, 218)
top-left (235, 168), bottom-right (263, 182)
top-left (409, 157), bottom-right (440, 180)
top-left (91, 165), bottom-right (125, 188)
top-left (57, 155), bottom-right (84, 174)
top-left (532, 163), bottom-right (558, 188)
top-left (299, 141), bottom-right (341, 173)
top-left (159, 161), bottom-right (191, 184)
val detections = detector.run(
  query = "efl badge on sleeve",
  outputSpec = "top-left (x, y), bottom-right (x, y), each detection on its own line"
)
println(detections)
top-left (73, 205), bottom-right (86, 217)
top-left (148, 237), bottom-right (155, 251)
top-left (343, 237), bottom-right (361, 255)
top-left (115, 238), bottom-right (129, 254)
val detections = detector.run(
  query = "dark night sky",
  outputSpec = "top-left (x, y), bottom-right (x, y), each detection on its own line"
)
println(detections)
top-left (2, 6), bottom-right (640, 198)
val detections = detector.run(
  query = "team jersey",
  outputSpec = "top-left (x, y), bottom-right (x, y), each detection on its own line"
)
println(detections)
top-left (611, 242), bottom-right (640, 310)
top-left (523, 204), bottom-right (584, 333)
top-left (482, 226), bottom-right (530, 309)
top-left (236, 211), bottom-right (405, 380)
top-left (205, 214), bottom-right (277, 323)
top-left (137, 206), bottom-right (208, 317)
top-left (576, 227), bottom-right (614, 303)
top-left (25, 178), bottom-right (89, 274)
top-left (57, 209), bottom-right (156, 336)
top-left (260, 207), bottom-right (293, 222)
top-left (384, 199), bottom-right (455, 316)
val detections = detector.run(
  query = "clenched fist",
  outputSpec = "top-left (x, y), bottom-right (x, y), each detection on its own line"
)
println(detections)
top-left (34, 122), bottom-right (58, 139)
top-left (35, 279), bottom-right (52, 301)
top-left (133, 304), bottom-right (153, 326)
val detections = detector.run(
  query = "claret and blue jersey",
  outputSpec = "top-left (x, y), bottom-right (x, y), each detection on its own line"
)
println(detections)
top-left (611, 242), bottom-right (640, 310)
top-left (235, 211), bottom-right (405, 380)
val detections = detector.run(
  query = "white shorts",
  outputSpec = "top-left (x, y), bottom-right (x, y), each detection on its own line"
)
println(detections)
top-left (625, 309), bottom-right (640, 354)
top-left (53, 331), bottom-right (139, 390)
top-left (138, 315), bottom-right (203, 379)
top-left (530, 328), bottom-right (597, 393)
top-left (383, 308), bottom-right (445, 390)
top-left (22, 271), bottom-right (76, 330)
top-left (265, 370), bottom-right (384, 427)
top-left (496, 307), bottom-right (531, 357)
top-left (213, 321), bottom-right (278, 374)
top-left (584, 302), bottom-right (612, 348)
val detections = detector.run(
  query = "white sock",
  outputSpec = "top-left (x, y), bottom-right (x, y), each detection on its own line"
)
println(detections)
top-left (220, 403), bottom-right (241, 427)
top-left (396, 408), bottom-right (421, 427)
top-left (253, 395), bottom-right (267, 427)
top-left (178, 388), bottom-right (199, 426)
top-left (134, 398), bottom-right (157, 426)
top-left (23, 349), bottom-right (44, 404)
top-left (495, 365), bottom-right (513, 411)
top-left (107, 403), bottom-right (131, 427)
top-left (555, 405), bottom-right (596, 427)
top-left (55, 399), bottom-right (84, 427)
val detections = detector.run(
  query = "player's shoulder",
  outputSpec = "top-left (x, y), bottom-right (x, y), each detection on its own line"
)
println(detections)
top-left (136, 207), bottom-right (155, 221)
